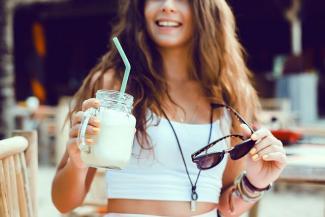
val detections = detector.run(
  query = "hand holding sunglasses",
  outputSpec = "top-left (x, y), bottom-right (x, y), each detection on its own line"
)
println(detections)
top-left (191, 103), bottom-right (256, 170)
top-left (244, 126), bottom-right (287, 189)
top-left (191, 103), bottom-right (287, 189)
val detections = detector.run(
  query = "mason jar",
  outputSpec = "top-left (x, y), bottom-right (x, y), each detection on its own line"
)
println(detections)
top-left (78, 89), bottom-right (136, 169)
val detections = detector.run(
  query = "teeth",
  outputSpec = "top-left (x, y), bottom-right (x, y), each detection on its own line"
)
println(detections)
top-left (157, 21), bottom-right (180, 27)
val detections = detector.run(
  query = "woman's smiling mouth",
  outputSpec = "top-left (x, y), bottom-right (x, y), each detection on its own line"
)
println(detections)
top-left (156, 20), bottom-right (182, 28)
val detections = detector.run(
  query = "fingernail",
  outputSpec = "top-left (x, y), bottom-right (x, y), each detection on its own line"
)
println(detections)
top-left (262, 154), bottom-right (269, 160)
top-left (86, 139), bottom-right (93, 144)
top-left (92, 127), bottom-right (100, 133)
top-left (251, 134), bottom-right (257, 140)
top-left (252, 154), bottom-right (259, 161)
top-left (250, 148), bottom-right (256, 155)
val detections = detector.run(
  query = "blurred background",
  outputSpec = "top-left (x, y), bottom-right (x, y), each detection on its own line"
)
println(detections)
top-left (0, 0), bottom-right (324, 217)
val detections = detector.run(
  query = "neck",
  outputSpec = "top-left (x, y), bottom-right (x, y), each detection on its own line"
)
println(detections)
top-left (159, 46), bottom-right (192, 83)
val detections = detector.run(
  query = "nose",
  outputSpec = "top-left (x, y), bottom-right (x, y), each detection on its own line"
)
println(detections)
top-left (161, 0), bottom-right (176, 13)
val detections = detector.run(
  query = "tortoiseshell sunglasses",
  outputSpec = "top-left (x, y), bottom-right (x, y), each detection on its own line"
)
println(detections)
top-left (191, 103), bottom-right (256, 170)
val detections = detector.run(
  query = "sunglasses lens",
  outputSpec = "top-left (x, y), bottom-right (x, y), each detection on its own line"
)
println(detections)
top-left (230, 139), bottom-right (255, 160)
top-left (194, 153), bottom-right (224, 170)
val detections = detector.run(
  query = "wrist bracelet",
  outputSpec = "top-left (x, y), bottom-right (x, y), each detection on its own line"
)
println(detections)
top-left (243, 172), bottom-right (272, 192)
top-left (234, 172), bottom-right (264, 203)
top-left (239, 176), bottom-right (263, 202)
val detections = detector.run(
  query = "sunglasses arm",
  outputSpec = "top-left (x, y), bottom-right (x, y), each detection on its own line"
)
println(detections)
top-left (212, 103), bottom-right (255, 134)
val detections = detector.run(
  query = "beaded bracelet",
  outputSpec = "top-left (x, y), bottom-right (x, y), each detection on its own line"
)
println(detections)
top-left (237, 175), bottom-right (263, 203)
top-left (228, 171), bottom-right (272, 213)
top-left (234, 171), bottom-right (271, 203)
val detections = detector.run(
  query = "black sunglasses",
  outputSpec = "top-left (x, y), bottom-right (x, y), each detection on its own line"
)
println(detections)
top-left (191, 103), bottom-right (256, 170)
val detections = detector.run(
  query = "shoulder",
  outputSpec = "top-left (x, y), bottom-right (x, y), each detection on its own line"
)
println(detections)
top-left (90, 68), bottom-right (121, 90)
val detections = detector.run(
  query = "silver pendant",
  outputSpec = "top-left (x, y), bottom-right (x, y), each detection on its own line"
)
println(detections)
top-left (191, 190), bottom-right (198, 212)
top-left (191, 199), bottom-right (197, 211)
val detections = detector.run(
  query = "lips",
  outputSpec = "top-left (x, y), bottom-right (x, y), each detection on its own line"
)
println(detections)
top-left (155, 20), bottom-right (182, 27)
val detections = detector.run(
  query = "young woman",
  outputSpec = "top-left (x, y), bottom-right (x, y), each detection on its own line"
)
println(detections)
top-left (51, 0), bottom-right (287, 216)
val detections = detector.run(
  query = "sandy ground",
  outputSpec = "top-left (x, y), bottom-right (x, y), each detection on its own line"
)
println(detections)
top-left (40, 166), bottom-right (325, 217)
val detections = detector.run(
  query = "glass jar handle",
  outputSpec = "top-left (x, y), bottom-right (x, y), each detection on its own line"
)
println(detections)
top-left (78, 107), bottom-right (98, 153)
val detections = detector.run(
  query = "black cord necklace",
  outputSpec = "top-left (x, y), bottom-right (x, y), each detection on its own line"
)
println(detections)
top-left (160, 105), bottom-right (213, 212)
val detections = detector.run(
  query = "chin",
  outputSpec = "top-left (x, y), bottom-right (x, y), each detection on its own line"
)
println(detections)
top-left (154, 38), bottom-right (190, 49)
top-left (157, 42), bottom-right (182, 48)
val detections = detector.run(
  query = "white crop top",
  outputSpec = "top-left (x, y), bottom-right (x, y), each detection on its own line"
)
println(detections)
top-left (105, 110), bottom-right (231, 203)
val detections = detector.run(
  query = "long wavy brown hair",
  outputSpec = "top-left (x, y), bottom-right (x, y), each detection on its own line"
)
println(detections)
top-left (69, 0), bottom-right (261, 148)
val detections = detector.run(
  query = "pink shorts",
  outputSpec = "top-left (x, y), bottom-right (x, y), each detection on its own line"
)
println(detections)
top-left (104, 208), bottom-right (218, 217)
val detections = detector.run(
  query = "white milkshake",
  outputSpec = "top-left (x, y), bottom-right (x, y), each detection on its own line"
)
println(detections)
top-left (79, 90), bottom-right (136, 169)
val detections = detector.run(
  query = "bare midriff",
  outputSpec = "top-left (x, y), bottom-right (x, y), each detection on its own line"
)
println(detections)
top-left (107, 199), bottom-right (218, 216)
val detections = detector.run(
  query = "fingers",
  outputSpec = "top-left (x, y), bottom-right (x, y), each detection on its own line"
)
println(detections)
top-left (72, 112), bottom-right (100, 128)
top-left (250, 136), bottom-right (282, 155)
top-left (249, 127), bottom-right (286, 163)
top-left (262, 152), bottom-right (287, 165)
top-left (72, 111), bottom-right (83, 126)
top-left (82, 98), bottom-right (100, 111)
top-left (71, 98), bottom-right (101, 140)
top-left (66, 97), bottom-right (101, 169)
top-left (69, 124), bottom-right (100, 138)
top-left (251, 144), bottom-right (285, 161)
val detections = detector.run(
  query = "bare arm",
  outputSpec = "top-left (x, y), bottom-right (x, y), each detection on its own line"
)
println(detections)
top-left (51, 151), bottom-right (97, 213)
top-left (218, 127), bottom-right (286, 216)
top-left (218, 155), bottom-right (255, 217)
top-left (51, 69), bottom-right (119, 213)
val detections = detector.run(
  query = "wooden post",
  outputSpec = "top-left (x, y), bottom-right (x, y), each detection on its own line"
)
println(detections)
top-left (14, 154), bottom-right (29, 217)
top-left (12, 130), bottom-right (38, 217)
top-left (3, 158), bottom-right (14, 216)
top-left (0, 161), bottom-right (10, 217)
top-left (0, 0), bottom-right (15, 139)
top-left (285, 0), bottom-right (302, 56)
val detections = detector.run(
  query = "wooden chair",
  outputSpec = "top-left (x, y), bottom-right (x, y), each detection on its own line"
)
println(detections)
top-left (0, 131), bottom-right (38, 217)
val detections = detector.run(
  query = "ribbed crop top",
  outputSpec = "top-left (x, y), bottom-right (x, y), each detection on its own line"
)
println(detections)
top-left (105, 110), bottom-right (231, 203)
